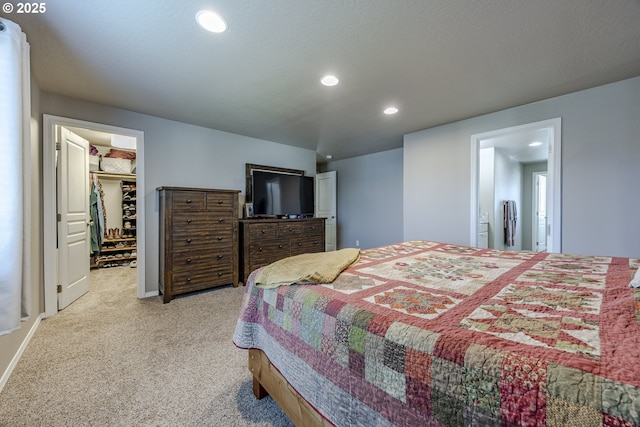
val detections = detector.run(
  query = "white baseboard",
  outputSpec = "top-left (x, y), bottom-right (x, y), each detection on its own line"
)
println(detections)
top-left (0, 314), bottom-right (42, 393)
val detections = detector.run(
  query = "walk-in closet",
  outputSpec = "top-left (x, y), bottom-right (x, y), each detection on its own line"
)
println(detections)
top-left (71, 127), bottom-right (138, 273)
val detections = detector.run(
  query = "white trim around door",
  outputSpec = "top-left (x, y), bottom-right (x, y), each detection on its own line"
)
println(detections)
top-left (470, 117), bottom-right (562, 253)
top-left (43, 115), bottom-right (148, 318)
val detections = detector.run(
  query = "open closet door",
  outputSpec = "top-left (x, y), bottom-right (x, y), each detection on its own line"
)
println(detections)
top-left (56, 126), bottom-right (91, 309)
top-left (315, 171), bottom-right (337, 251)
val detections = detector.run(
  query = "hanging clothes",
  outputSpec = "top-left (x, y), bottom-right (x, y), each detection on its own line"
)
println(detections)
top-left (502, 200), bottom-right (517, 247)
top-left (89, 186), bottom-right (99, 254)
top-left (89, 174), bottom-right (106, 254)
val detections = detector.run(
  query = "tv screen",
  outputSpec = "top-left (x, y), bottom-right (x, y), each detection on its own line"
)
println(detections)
top-left (252, 171), bottom-right (314, 217)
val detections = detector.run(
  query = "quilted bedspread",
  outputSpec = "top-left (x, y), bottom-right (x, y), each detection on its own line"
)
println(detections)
top-left (233, 241), bottom-right (640, 426)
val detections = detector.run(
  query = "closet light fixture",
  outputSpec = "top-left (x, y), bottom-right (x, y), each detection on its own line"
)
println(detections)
top-left (383, 107), bottom-right (399, 115)
top-left (321, 75), bottom-right (339, 86)
top-left (111, 134), bottom-right (137, 150)
top-left (196, 10), bottom-right (228, 33)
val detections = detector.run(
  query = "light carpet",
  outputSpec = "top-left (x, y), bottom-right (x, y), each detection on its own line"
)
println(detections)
top-left (0, 266), bottom-right (293, 427)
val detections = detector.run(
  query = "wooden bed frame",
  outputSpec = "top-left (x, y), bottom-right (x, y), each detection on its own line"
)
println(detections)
top-left (248, 349), bottom-right (332, 427)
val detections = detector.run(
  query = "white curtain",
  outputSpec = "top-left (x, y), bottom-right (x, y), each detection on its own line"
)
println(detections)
top-left (0, 18), bottom-right (31, 336)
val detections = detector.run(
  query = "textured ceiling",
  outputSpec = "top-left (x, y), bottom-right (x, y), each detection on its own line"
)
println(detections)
top-left (3, 1), bottom-right (640, 162)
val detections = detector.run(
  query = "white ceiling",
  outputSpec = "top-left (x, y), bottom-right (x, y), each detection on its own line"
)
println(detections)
top-left (481, 127), bottom-right (549, 164)
top-left (67, 127), bottom-right (114, 147)
top-left (3, 1), bottom-right (640, 162)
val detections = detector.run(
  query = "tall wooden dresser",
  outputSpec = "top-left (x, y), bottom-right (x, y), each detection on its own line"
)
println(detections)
top-left (239, 218), bottom-right (325, 283)
top-left (158, 187), bottom-right (240, 303)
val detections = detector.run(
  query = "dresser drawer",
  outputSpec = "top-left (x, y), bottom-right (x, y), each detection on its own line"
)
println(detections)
top-left (302, 221), bottom-right (324, 236)
top-left (171, 269), bottom-right (235, 294)
top-left (249, 239), bottom-right (290, 263)
top-left (206, 192), bottom-right (237, 214)
top-left (173, 212), bottom-right (219, 230)
top-left (170, 249), bottom-right (233, 272)
top-left (179, 216), bottom-right (234, 229)
top-left (291, 237), bottom-right (324, 256)
top-left (278, 222), bottom-right (303, 237)
top-left (171, 191), bottom-right (206, 210)
top-left (248, 223), bottom-right (278, 240)
top-left (172, 228), bottom-right (234, 250)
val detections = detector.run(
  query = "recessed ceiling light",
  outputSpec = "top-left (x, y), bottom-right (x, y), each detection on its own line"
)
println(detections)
top-left (325, 154), bottom-right (333, 160)
top-left (528, 141), bottom-right (543, 147)
top-left (383, 107), bottom-right (399, 115)
top-left (196, 10), bottom-right (227, 33)
top-left (321, 75), bottom-right (339, 87)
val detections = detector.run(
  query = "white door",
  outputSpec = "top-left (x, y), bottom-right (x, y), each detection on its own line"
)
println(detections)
top-left (315, 171), bottom-right (337, 251)
top-left (57, 126), bottom-right (91, 309)
top-left (533, 172), bottom-right (547, 252)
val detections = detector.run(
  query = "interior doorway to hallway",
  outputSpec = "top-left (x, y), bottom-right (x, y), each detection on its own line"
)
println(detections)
top-left (470, 118), bottom-right (562, 253)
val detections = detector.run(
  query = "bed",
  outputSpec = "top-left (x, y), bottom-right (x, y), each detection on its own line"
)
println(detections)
top-left (233, 240), bottom-right (640, 426)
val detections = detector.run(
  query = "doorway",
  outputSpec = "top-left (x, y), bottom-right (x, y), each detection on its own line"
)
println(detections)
top-left (315, 171), bottom-right (337, 251)
top-left (470, 118), bottom-right (561, 253)
top-left (43, 115), bottom-right (146, 318)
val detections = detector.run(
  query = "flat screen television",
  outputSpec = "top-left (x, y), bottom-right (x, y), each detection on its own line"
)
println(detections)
top-left (252, 171), bottom-right (314, 217)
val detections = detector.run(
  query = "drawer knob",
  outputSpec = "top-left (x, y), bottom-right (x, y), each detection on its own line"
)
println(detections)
top-left (186, 258), bottom-right (192, 263)
top-left (186, 199), bottom-right (192, 204)
top-left (298, 242), bottom-right (302, 246)
top-left (278, 244), bottom-right (283, 249)
top-left (186, 277), bottom-right (191, 282)
top-left (217, 255), bottom-right (223, 259)
top-left (217, 236), bottom-right (223, 241)
top-left (219, 218), bottom-right (225, 223)
top-left (186, 238), bottom-right (192, 243)
top-left (218, 272), bottom-right (223, 276)
top-left (288, 227), bottom-right (293, 231)
top-left (258, 247), bottom-right (263, 251)
top-left (187, 219), bottom-right (192, 223)
top-left (261, 229), bottom-right (266, 233)
top-left (218, 199), bottom-right (223, 204)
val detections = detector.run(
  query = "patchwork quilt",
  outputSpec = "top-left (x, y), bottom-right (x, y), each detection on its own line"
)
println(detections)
top-left (233, 241), bottom-right (640, 426)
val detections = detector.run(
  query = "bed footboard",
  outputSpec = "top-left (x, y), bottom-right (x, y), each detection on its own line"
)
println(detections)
top-left (248, 349), bottom-right (332, 427)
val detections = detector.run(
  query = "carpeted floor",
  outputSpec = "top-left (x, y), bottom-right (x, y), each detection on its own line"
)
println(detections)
top-left (0, 266), bottom-right (293, 427)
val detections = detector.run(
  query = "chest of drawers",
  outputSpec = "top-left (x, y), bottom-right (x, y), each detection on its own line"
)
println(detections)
top-left (239, 218), bottom-right (325, 283)
top-left (158, 187), bottom-right (239, 303)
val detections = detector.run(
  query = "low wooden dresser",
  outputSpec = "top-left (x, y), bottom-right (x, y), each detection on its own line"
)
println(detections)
top-left (158, 187), bottom-right (240, 303)
top-left (239, 218), bottom-right (325, 283)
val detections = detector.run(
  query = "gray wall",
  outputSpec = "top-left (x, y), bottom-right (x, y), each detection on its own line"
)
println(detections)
top-left (326, 148), bottom-right (403, 249)
top-left (40, 92), bottom-right (318, 294)
top-left (404, 76), bottom-right (640, 258)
